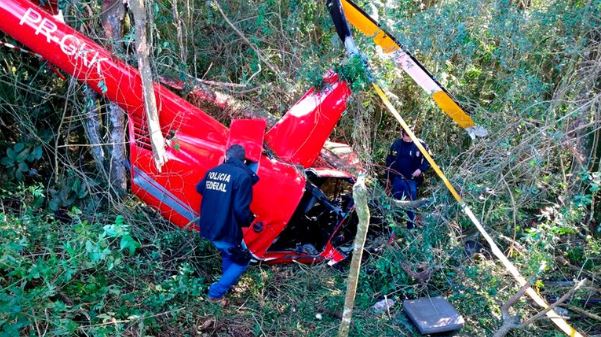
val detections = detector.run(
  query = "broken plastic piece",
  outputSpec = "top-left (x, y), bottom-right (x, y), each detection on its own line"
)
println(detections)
top-left (466, 125), bottom-right (489, 139)
top-left (372, 298), bottom-right (395, 314)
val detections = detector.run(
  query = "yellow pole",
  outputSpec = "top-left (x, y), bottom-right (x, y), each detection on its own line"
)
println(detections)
top-left (372, 83), bottom-right (583, 337)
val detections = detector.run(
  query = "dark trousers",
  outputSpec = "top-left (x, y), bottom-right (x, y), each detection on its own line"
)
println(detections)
top-left (208, 240), bottom-right (250, 299)
top-left (391, 177), bottom-right (417, 229)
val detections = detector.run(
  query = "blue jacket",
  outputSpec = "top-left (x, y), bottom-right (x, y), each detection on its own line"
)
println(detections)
top-left (385, 138), bottom-right (430, 185)
top-left (196, 158), bottom-right (259, 244)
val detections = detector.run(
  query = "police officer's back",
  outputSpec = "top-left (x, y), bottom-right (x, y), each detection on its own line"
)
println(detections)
top-left (196, 145), bottom-right (258, 244)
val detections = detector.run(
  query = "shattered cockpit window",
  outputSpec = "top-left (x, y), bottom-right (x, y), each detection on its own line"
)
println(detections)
top-left (268, 171), bottom-right (356, 255)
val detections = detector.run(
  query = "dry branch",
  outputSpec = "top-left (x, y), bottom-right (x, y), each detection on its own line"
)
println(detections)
top-left (212, 1), bottom-right (281, 78)
top-left (493, 280), bottom-right (532, 337)
top-left (494, 279), bottom-right (588, 337)
top-left (129, 0), bottom-right (167, 171)
top-left (563, 304), bottom-right (601, 322)
top-left (170, 0), bottom-right (187, 63)
top-left (175, 79), bottom-right (277, 125)
top-left (521, 279), bottom-right (587, 326)
top-left (400, 262), bottom-right (433, 285)
top-left (392, 198), bottom-right (430, 209)
top-left (338, 174), bottom-right (370, 337)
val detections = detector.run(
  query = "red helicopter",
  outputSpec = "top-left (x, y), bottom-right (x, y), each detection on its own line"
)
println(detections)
top-left (0, 0), bottom-right (360, 264)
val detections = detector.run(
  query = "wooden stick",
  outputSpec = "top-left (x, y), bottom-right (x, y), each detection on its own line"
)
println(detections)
top-left (102, 0), bottom-right (128, 194)
top-left (521, 279), bottom-right (587, 326)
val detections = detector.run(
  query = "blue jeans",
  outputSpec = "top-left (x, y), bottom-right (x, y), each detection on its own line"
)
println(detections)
top-left (208, 240), bottom-right (250, 299)
top-left (392, 177), bottom-right (417, 229)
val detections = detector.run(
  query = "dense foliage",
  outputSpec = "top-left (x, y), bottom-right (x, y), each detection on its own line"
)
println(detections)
top-left (1, 0), bottom-right (600, 336)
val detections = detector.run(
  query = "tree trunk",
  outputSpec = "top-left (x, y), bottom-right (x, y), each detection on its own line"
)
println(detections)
top-left (338, 174), bottom-right (370, 337)
top-left (171, 0), bottom-right (187, 63)
top-left (100, 0), bottom-right (126, 53)
top-left (102, 0), bottom-right (127, 195)
top-left (107, 103), bottom-right (127, 195)
top-left (82, 86), bottom-right (107, 177)
top-left (129, 0), bottom-right (168, 171)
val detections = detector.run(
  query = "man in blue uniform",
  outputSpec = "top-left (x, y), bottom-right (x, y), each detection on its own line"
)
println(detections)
top-left (386, 129), bottom-right (430, 229)
top-left (196, 144), bottom-right (259, 303)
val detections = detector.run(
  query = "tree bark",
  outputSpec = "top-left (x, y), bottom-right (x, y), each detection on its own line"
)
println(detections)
top-left (107, 103), bottom-right (127, 194)
top-left (171, 0), bottom-right (187, 63)
top-left (102, 0), bottom-right (128, 195)
top-left (100, 0), bottom-right (126, 51)
top-left (129, 0), bottom-right (168, 171)
top-left (82, 86), bottom-right (107, 176)
top-left (338, 174), bottom-right (370, 337)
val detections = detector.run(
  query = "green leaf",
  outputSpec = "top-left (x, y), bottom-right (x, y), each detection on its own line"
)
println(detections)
top-left (0, 157), bottom-right (14, 167)
top-left (85, 240), bottom-right (108, 263)
top-left (6, 148), bottom-right (15, 160)
top-left (29, 184), bottom-right (44, 197)
top-left (0, 321), bottom-right (27, 337)
top-left (15, 148), bottom-right (30, 162)
top-left (31, 146), bottom-right (43, 161)
top-left (53, 318), bottom-right (78, 336)
top-left (103, 224), bottom-right (117, 238)
top-left (49, 198), bottom-right (60, 211)
top-left (0, 295), bottom-right (21, 315)
top-left (64, 196), bottom-right (75, 205)
top-left (77, 188), bottom-right (88, 199)
top-left (17, 162), bottom-right (28, 172)
top-left (120, 234), bottom-right (139, 255)
top-left (71, 179), bottom-right (81, 193)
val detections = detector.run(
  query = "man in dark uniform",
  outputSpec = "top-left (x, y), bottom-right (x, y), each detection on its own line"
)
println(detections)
top-left (386, 128), bottom-right (430, 229)
top-left (196, 144), bottom-right (259, 302)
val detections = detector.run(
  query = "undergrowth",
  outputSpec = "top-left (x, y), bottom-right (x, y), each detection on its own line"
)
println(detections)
top-left (2, 182), bottom-right (600, 336)
top-left (1, 0), bottom-right (601, 336)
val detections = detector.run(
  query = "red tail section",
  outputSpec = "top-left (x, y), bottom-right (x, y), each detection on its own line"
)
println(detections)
top-left (265, 72), bottom-right (350, 167)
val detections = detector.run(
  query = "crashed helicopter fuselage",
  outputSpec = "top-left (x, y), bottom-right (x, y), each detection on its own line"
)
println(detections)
top-left (0, 0), bottom-right (358, 264)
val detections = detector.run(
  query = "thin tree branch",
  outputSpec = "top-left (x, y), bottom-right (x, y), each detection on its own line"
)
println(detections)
top-left (212, 1), bottom-right (281, 78)
top-left (521, 279), bottom-right (587, 326)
